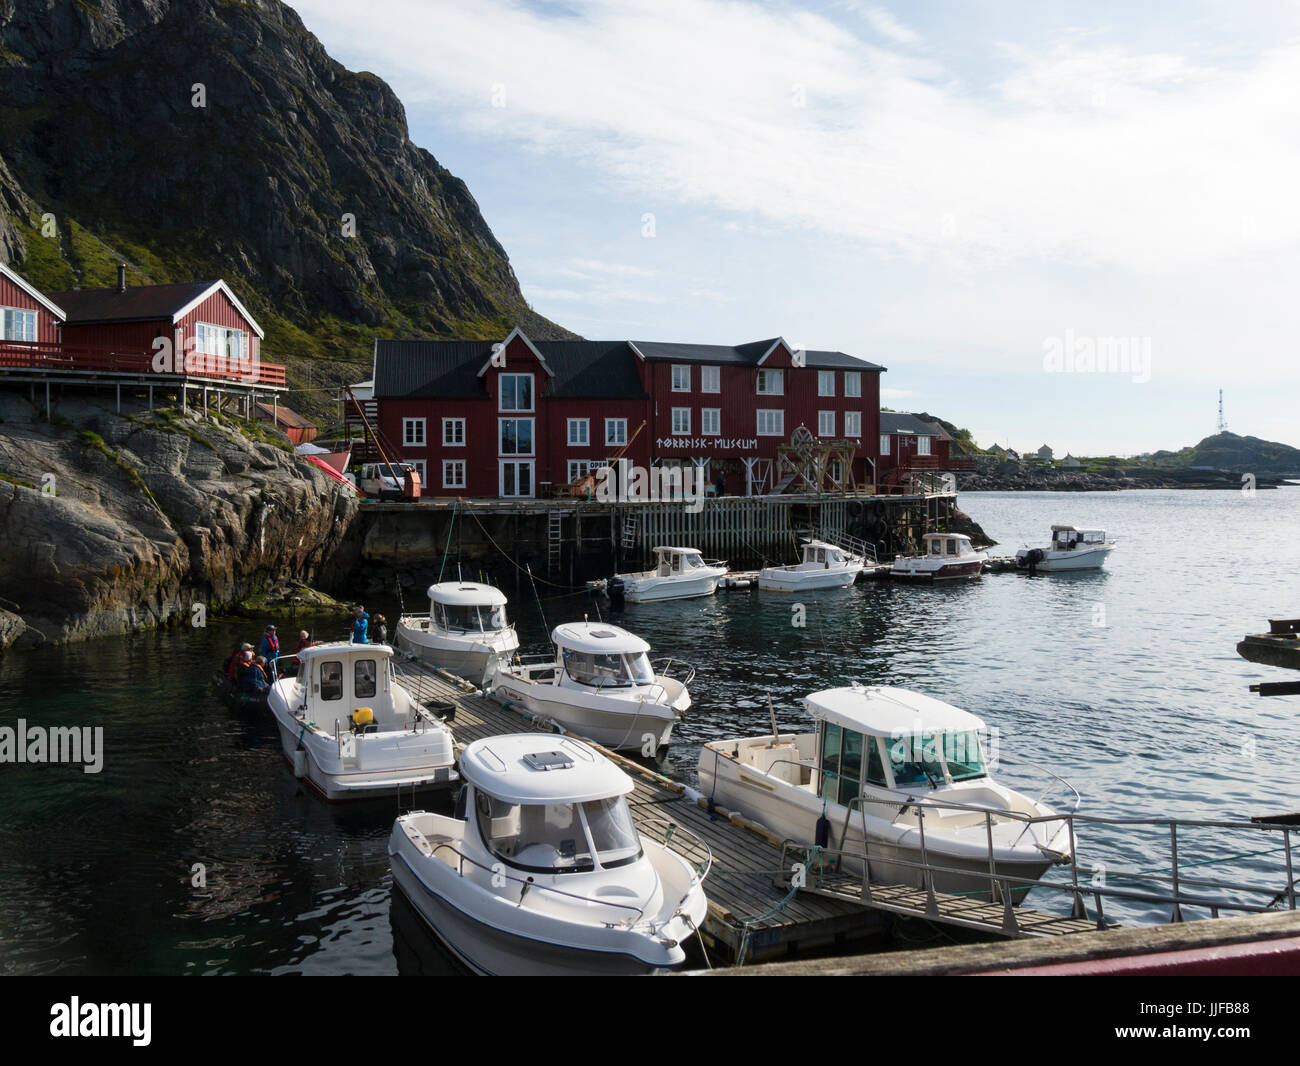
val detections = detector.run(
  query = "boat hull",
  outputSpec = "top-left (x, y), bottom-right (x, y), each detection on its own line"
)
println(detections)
top-left (757, 565), bottom-right (863, 592)
top-left (395, 624), bottom-right (518, 687)
top-left (890, 559), bottom-right (984, 583)
top-left (1016, 545), bottom-right (1114, 572)
top-left (490, 677), bottom-right (678, 752)
top-left (620, 572), bottom-right (723, 602)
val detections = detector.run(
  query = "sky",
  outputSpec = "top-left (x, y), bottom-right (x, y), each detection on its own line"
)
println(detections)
top-left (291, 0), bottom-right (1300, 456)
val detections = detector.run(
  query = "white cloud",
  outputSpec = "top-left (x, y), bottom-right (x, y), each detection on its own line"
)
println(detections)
top-left (852, 4), bottom-right (920, 45)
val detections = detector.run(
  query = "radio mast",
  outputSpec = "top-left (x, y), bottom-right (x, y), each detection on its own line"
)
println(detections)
top-left (1217, 389), bottom-right (1228, 434)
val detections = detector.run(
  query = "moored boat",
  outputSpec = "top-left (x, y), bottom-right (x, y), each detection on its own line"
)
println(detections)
top-left (890, 532), bottom-right (986, 583)
top-left (485, 621), bottom-right (692, 753)
top-left (267, 641), bottom-right (457, 802)
top-left (396, 581), bottom-right (520, 687)
top-left (758, 539), bottom-right (864, 592)
top-left (607, 546), bottom-right (728, 603)
top-left (697, 684), bottom-right (1077, 902)
top-left (1016, 526), bottom-right (1115, 572)
top-left (388, 733), bottom-right (711, 975)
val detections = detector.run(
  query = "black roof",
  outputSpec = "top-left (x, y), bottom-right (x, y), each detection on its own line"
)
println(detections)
top-left (632, 338), bottom-right (883, 371)
top-left (881, 412), bottom-right (948, 437)
top-left (46, 281), bottom-right (217, 324)
top-left (373, 339), bottom-right (648, 400)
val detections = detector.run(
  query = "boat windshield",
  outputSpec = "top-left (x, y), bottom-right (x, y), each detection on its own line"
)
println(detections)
top-left (943, 731), bottom-right (987, 781)
top-left (887, 734), bottom-right (948, 788)
top-left (682, 553), bottom-right (703, 569)
top-left (563, 650), bottom-right (653, 687)
top-left (473, 791), bottom-right (642, 873)
top-left (435, 603), bottom-right (507, 632)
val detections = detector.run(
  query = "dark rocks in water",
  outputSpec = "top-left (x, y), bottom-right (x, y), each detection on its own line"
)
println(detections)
top-left (0, 394), bottom-right (358, 649)
top-left (949, 507), bottom-right (994, 549)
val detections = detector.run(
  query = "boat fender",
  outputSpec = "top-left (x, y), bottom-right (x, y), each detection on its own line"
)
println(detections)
top-left (814, 802), bottom-right (830, 848)
top-left (293, 748), bottom-right (308, 779)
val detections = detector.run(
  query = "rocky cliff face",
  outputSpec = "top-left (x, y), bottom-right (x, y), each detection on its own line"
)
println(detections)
top-left (0, 0), bottom-right (570, 423)
top-left (0, 394), bottom-right (358, 649)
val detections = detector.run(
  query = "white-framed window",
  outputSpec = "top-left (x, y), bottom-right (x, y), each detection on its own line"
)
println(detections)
top-left (844, 412), bottom-right (862, 437)
top-left (702, 408), bottom-right (721, 435)
top-left (756, 369), bottom-right (784, 395)
top-left (1, 307), bottom-right (37, 342)
top-left (442, 418), bottom-right (465, 447)
top-left (918, 435), bottom-right (932, 456)
top-left (567, 418), bottom-right (589, 446)
top-left (567, 459), bottom-right (607, 482)
top-left (499, 417), bottom-right (534, 456)
top-left (818, 370), bottom-right (835, 396)
top-left (757, 409), bottom-right (784, 437)
top-left (196, 322), bottom-right (246, 364)
top-left (406, 459), bottom-right (427, 484)
top-left (671, 364), bottom-right (691, 392)
top-left (880, 434), bottom-right (891, 455)
top-left (818, 411), bottom-right (835, 437)
top-left (499, 460), bottom-right (534, 498)
top-left (830, 459), bottom-right (843, 483)
top-left (403, 418), bottom-right (426, 447)
top-left (442, 460), bottom-right (465, 488)
top-left (606, 418), bottom-right (628, 446)
top-left (499, 373), bottom-right (534, 412)
top-left (672, 407), bottom-right (691, 435)
top-left (845, 372), bottom-right (862, 398)
top-left (701, 365), bottom-right (720, 393)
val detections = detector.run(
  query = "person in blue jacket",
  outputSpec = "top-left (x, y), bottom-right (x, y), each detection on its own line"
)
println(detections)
top-left (259, 625), bottom-right (280, 674)
top-left (351, 606), bottom-right (370, 644)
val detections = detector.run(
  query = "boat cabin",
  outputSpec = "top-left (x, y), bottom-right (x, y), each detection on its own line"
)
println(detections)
top-left (807, 686), bottom-right (989, 806)
top-left (291, 641), bottom-right (408, 729)
top-left (650, 546), bottom-right (708, 576)
top-left (922, 533), bottom-right (977, 559)
top-left (554, 622), bottom-right (655, 688)
top-left (801, 540), bottom-right (852, 568)
top-left (459, 735), bottom-right (642, 874)
top-left (428, 582), bottom-right (509, 633)
top-left (1049, 526), bottom-right (1107, 550)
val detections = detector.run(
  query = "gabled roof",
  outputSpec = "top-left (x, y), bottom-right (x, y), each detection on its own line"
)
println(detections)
top-left (880, 412), bottom-right (945, 437)
top-left (0, 262), bottom-right (66, 321)
top-left (631, 337), bottom-right (883, 371)
top-left (254, 402), bottom-right (315, 430)
top-left (46, 279), bottom-right (264, 338)
top-left (475, 326), bottom-right (553, 378)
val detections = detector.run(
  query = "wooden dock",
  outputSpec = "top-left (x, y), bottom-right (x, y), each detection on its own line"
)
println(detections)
top-left (391, 656), bottom-right (1105, 965)
top-left (394, 659), bottom-right (884, 964)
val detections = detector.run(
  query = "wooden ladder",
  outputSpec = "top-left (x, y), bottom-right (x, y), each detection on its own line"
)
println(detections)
top-left (547, 510), bottom-right (565, 573)
top-left (620, 511), bottom-right (639, 551)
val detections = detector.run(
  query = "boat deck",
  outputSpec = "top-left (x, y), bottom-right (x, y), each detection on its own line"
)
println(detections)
top-left (392, 657), bottom-right (1102, 964)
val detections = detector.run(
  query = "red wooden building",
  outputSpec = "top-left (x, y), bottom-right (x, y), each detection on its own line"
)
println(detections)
top-left (878, 412), bottom-right (974, 492)
top-left (0, 261), bottom-right (65, 344)
top-left (357, 327), bottom-right (885, 499)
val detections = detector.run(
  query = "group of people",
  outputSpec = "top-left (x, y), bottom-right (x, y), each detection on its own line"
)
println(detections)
top-left (223, 625), bottom-right (314, 698)
top-left (350, 607), bottom-right (388, 645)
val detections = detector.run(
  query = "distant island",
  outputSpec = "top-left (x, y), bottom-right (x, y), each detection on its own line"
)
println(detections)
top-left (920, 418), bottom-right (1300, 491)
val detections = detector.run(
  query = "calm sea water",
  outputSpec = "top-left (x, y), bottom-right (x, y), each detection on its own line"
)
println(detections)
top-left (2, 488), bottom-right (1298, 974)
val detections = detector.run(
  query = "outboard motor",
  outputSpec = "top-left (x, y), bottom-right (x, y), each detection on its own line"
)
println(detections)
top-left (1022, 548), bottom-right (1045, 575)
top-left (607, 576), bottom-right (626, 606)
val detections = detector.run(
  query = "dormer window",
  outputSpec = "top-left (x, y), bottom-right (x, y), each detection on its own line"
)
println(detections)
top-left (756, 369), bottom-right (784, 395)
top-left (500, 373), bottom-right (534, 412)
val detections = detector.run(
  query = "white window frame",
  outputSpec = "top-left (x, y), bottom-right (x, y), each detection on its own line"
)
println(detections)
top-left (880, 434), bottom-right (891, 455)
top-left (818, 370), bottom-right (835, 397)
top-left (605, 418), bottom-right (628, 446)
top-left (756, 369), bottom-right (784, 395)
top-left (442, 459), bottom-right (465, 488)
top-left (701, 408), bottom-right (721, 436)
top-left (568, 459), bottom-right (598, 483)
top-left (672, 407), bottom-right (691, 435)
top-left (671, 364), bottom-right (691, 392)
top-left (918, 435), bottom-right (932, 456)
top-left (818, 411), bottom-right (835, 437)
top-left (498, 417), bottom-right (535, 457)
top-left (844, 411), bottom-right (862, 437)
top-left (1, 306), bottom-right (37, 342)
top-left (845, 372), bottom-right (862, 398)
top-left (442, 418), bottom-right (465, 447)
top-left (567, 418), bottom-right (589, 447)
top-left (196, 321), bottom-right (246, 364)
top-left (701, 365), bottom-right (720, 393)
top-left (499, 459), bottom-right (535, 498)
top-left (403, 418), bottom-right (427, 447)
top-left (499, 372), bottom-right (535, 413)
top-left (757, 409), bottom-right (784, 437)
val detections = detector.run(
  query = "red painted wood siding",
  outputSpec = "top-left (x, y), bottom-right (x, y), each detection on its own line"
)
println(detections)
top-left (61, 289), bottom-right (261, 365)
top-left (0, 274), bottom-right (60, 343)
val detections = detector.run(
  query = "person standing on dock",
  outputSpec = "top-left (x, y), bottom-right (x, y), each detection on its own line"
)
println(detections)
top-left (373, 614), bottom-right (388, 645)
top-left (351, 606), bottom-right (370, 644)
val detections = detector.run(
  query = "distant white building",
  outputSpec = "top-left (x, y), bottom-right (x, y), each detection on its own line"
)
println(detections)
top-left (1036, 443), bottom-right (1054, 461)
top-left (1061, 454), bottom-right (1082, 468)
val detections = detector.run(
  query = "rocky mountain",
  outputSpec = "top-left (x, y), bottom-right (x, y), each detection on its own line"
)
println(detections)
top-left (1150, 432), bottom-right (1300, 481)
top-left (0, 0), bottom-right (570, 425)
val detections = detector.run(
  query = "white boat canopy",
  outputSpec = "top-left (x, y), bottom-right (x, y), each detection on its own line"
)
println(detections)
top-left (296, 640), bottom-right (395, 664)
top-left (427, 582), bottom-right (509, 607)
top-left (651, 546), bottom-right (704, 556)
top-left (804, 685), bottom-right (986, 738)
top-left (921, 532), bottom-right (972, 544)
top-left (460, 735), bottom-right (634, 805)
top-left (551, 622), bottom-right (651, 655)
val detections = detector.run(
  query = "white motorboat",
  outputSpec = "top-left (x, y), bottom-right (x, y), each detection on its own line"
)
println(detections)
top-left (697, 685), bottom-right (1077, 902)
top-left (485, 622), bottom-right (693, 753)
top-left (1016, 526), bottom-right (1116, 572)
top-left (267, 641), bottom-right (457, 802)
top-left (890, 532), bottom-right (987, 583)
top-left (396, 581), bottom-right (520, 687)
top-left (388, 734), bottom-right (711, 975)
top-left (607, 546), bottom-right (728, 603)
top-left (758, 539), bottom-right (864, 592)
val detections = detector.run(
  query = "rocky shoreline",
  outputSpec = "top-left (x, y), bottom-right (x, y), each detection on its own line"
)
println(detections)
top-left (957, 455), bottom-right (1294, 492)
top-left (0, 396), bottom-right (358, 650)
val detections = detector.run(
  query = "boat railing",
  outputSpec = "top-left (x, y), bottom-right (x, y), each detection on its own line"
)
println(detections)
top-left (425, 842), bottom-right (659, 929)
top-left (778, 807), bottom-right (1300, 931)
top-left (650, 657), bottom-right (696, 691)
